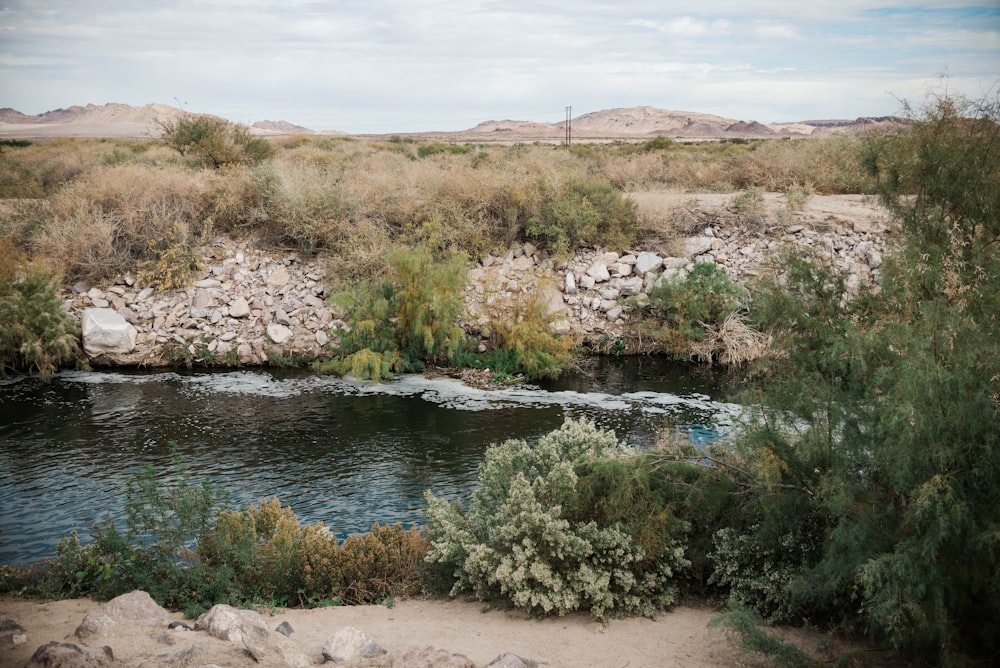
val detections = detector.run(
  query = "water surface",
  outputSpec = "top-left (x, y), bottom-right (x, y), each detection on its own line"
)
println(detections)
top-left (0, 358), bottom-right (742, 564)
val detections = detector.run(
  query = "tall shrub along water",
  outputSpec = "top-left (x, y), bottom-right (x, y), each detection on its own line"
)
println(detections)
top-left (708, 91), bottom-right (1000, 664)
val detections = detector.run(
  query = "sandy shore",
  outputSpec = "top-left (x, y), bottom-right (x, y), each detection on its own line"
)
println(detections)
top-left (0, 595), bottom-right (763, 667)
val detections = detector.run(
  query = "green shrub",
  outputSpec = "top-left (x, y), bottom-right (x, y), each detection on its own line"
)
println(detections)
top-left (417, 143), bottom-right (474, 159)
top-left (324, 244), bottom-right (468, 378)
top-left (526, 178), bottom-right (636, 256)
top-left (709, 600), bottom-right (818, 668)
top-left (708, 525), bottom-right (820, 624)
top-left (424, 418), bottom-right (690, 620)
top-left (459, 292), bottom-right (576, 380)
top-left (0, 246), bottom-right (82, 378)
top-left (728, 188), bottom-right (764, 215)
top-left (725, 91), bottom-right (1000, 664)
top-left (647, 262), bottom-right (746, 351)
top-left (782, 183), bottom-right (814, 212)
top-left (27, 454), bottom-right (430, 613)
top-left (136, 221), bottom-right (209, 289)
top-left (159, 114), bottom-right (274, 168)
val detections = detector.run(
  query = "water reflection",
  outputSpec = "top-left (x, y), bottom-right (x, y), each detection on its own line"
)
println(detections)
top-left (0, 359), bottom-right (743, 564)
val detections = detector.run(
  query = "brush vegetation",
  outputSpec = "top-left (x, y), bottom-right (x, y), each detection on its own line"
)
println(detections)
top-left (2, 93), bottom-right (997, 665)
top-left (1, 127), bottom-right (870, 289)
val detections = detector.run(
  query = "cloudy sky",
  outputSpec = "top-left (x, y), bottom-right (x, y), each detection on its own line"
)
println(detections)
top-left (1, 1), bottom-right (997, 133)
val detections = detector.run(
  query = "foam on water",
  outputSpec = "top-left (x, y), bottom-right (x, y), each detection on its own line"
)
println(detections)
top-left (54, 369), bottom-right (744, 431)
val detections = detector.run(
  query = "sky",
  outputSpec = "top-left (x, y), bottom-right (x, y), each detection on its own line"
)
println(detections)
top-left (1, 1), bottom-right (998, 133)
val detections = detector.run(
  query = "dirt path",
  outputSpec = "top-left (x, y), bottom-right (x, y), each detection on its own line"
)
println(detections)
top-left (1, 595), bottom-right (766, 667)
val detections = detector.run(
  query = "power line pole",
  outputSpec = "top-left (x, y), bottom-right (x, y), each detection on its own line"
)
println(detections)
top-left (565, 106), bottom-right (572, 146)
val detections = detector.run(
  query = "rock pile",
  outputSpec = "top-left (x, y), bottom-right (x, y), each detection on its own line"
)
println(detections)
top-left (462, 211), bottom-right (890, 347)
top-left (64, 240), bottom-right (341, 366)
top-left (62, 200), bottom-right (892, 366)
top-left (13, 590), bottom-right (538, 667)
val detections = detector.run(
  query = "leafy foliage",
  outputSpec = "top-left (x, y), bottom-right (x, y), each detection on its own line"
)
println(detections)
top-left (721, 91), bottom-right (1000, 664)
top-left (526, 178), bottom-right (637, 256)
top-left (0, 243), bottom-right (82, 378)
top-left (136, 221), bottom-right (210, 289)
top-left (159, 114), bottom-right (274, 168)
top-left (424, 418), bottom-right (690, 620)
top-left (322, 244), bottom-right (468, 379)
top-left (459, 292), bottom-right (576, 380)
top-left (647, 262), bottom-right (747, 352)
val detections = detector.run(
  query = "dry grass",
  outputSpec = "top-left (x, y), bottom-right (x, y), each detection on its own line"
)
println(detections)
top-left (37, 163), bottom-right (210, 282)
top-left (582, 137), bottom-right (869, 195)
top-left (0, 134), bottom-right (871, 287)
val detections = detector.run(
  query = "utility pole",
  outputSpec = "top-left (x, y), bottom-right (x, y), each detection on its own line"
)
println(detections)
top-left (565, 106), bottom-right (572, 146)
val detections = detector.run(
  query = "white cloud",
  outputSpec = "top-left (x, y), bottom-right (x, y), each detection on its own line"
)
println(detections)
top-left (0, 0), bottom-right (996, 131)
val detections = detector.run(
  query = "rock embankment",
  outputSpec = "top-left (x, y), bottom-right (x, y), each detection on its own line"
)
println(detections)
top-left (62, 193), bottom-right (893, 366)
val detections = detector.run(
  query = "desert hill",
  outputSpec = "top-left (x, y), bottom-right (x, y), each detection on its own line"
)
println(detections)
top-left (0, 102), bottom-right (898, 141)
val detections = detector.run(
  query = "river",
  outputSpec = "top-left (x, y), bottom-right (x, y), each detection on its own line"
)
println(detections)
top-left (0, 358), bottom-right (744, 565)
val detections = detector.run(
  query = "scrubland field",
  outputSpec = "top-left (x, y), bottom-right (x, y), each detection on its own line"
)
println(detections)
top-left (0, 130), bottom-right (869, 287)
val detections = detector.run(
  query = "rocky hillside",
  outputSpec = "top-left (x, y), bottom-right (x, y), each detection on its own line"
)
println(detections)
top-left (64, 192), bottom-right (892, 368)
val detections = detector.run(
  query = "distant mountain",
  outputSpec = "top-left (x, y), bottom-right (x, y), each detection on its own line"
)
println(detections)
top-left (0, 102), bottom-right (901, 140)
top-left (251, 120), bottom-right (314, 135)
top-left (466, 106), bottom-right (899, 139)
top-left (0, 103), bottom-right (316, 139)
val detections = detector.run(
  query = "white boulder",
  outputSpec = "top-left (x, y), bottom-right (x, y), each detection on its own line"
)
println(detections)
top-left (81, 308), bottom-right (137, 356)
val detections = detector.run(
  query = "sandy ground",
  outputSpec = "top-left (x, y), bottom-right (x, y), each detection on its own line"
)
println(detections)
top-left (0, 595), bottom-right (763, 667)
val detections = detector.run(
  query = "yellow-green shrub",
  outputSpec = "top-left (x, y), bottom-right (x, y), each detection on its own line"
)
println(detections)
top-left (0, 241), bottom-right (82, 377)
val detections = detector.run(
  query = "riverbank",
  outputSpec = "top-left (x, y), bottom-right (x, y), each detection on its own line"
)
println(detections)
top-left (63, 191), bottom-right (891, 369)
top-left (1, 593), bottom-right (803, 667)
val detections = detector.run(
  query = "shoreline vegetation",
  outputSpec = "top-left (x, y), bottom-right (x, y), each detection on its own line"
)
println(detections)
top-left (2, 90), bottom-right (998, 666)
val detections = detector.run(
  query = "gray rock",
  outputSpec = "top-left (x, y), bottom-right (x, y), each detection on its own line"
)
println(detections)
top-left (682, 236), bottom-right (714, 257)
top-left (191, 288), bottom-right (214, 309)
top-left (619, 277), bottom-right (644, 296)
top-left (585, 260), bottom-right (611, 283)
top-left (1, 619), bottom-right (26, 633)
top-left (512, 255), bottom-right (535, 271)
top-left (25, 641), bottom-right (114, 668)
top-left (275, 621), bottom-right (294, 637)
top-left (81, 308), bottom-right (138, 356)
top-left (76, 591), bottom-right (170, 639)
top-left (564, 271), bottom-right (577, 295)
top-left (266, 266), bottom-right (291, 289)
top-left (322, 626), bottom-right (387, 662)
top-left (195, 604), bottom-right (311, 667)
top-left (486, 653), bottom-right (539, 668)
top-left (229, 296), bottom-right (251, 318)
top-left (540, 285), bottom-right (567, 318)
top-left (274, 308), bottom-right (293, 326)
top-left (267, 322), bottom-right (294, 345)
top-left (391, 646), bottom-right (474, 668)
top-left (196, 604), bottom-right (268, 642)
top-left (316, 330), bottom-right (330, 346)
top-left (237, 343), bottom-right (254, 364)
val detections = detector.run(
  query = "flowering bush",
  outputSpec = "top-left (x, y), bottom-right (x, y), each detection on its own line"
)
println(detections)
top-left (424, 418), bottom-right (689, 619)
